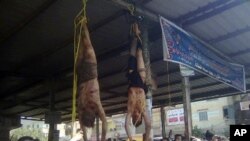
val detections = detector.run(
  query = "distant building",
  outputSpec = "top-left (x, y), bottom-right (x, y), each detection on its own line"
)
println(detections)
top-left (20, 119), bottom-right (67, 138)
top-left (164, 95), bottom-right (241, 137)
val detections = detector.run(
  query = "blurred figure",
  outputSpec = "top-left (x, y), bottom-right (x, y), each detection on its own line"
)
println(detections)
top-left (205, 130), bottom-right (214, 141)
top-left (113, 128), bottom-right (120, 141)
top-left (174, 134), bottom-right (182, 141)
top-left (190, 136), bottom-right (201, 141)
top-left (161, 138), bottom-right (168, 141)
top-left (70, 129), bottom-right (83, 141)
top-left (168, 130), bottom-right (174, 141)
top-left (18, 136), bottom-right (39, 141)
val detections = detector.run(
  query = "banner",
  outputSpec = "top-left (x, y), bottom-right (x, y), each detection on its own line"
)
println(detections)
top-left (167, 108), bottom-right (184, 125)
top-left (159, 16), bottom-right (246, 92)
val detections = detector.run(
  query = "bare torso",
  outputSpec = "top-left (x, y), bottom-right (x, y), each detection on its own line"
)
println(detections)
top-left (78, 78), bottom-right (100, 110)
top-left (127, 87), bottom-right (146, 116)
top-left (126, 87), bottom-right (151, 141)
top-left (77, 78), bottom-right (100, 132)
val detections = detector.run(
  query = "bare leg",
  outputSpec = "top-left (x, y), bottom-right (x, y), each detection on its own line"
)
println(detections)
top-left (133, 23), bottom-right (146, 83)
top-left (129, 30), bottom-right (137, 57)
top-left (136, 48), bottom-right (146, 82)
top-left (77, 22), bottom-right (97, 64)
top-left (129, 23), bottom-right (142, 74)
top-left (129, 36), bottom-right (138, 73)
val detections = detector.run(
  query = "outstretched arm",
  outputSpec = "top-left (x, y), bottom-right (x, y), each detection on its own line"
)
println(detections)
top-left (125, 112), bottom-right (133, 141)
top-left (143, 112), bottom-right (152, 141)
top-left (78, 96), bottom-right (87, 141)
top-left (97, 103), bottom-right (107, 141)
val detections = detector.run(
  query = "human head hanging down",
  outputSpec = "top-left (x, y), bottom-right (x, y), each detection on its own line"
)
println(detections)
top-left (75, 17), bottom-right (107, 141)
top-left (125, 21), bottom-right (152, 141)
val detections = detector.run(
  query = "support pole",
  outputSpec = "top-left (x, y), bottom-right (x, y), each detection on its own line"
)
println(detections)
top-left (160, 107), bottom-right (167, 139)
top-left (48, 80), bottom-right (56, 141)
top-left (142, 23), bottom-right (153, 140)
top-left (182, 76), bottom-right (192, 141)
top-left (179, 64), bottom-right (194, 141)
top-left (96, 118), bottom-right (100, 141)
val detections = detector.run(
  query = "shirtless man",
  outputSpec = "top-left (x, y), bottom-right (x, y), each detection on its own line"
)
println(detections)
top-left (125, 22), bottom-right (151, 141)
top-left (76, 21), bottom-right (107, 141)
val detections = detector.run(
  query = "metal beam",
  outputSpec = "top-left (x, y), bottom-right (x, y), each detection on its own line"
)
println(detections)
top-left (182, 0), bottom-right (247, 27)
top-left (1, 80), bottom-right (43, 99)
top-left (62, 83), bottom-right (244, 120)
top-left (229, 48), bottom-right (250, 57)
top-left (107, 0), bottom-right (158, 22)
top-left (34, 75), bottom-right (228, 118)
top-left (61, 84), bottom-right (250, 121)
top-left (0, 41), bottom-right (130, 100)
top-left (8, 10), bottom-right (125, 79)
top-left (2, 81), bottom-right (65, 110)
top-left (2, 23), bottom-right (161, 102)
top-left (30, 96), bottom-right (128, 117)
top-left (108, 0), bottom-right (233, 62)
top-left (175, 0), bottom-right (229, 24)
top-left (2, 51), bottom-right (163, 110)
top-left (209, 26), bottom-right (250, 44)
top-left (155, 84), bottom-right (250, 107)
top-left (18, 71), bottom-right (223, 117)
top-left (0, 0), bottom-right (58, 44)
top-left (15, 66), bottom-right (179, 117)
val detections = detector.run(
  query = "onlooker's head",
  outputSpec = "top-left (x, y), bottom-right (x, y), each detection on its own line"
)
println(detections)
top-left (18, 136), bottom-right (35, 141)
top-left (161, 137), bottom-right (168, 141)
top-left (174, 134), bottom-right (182, 141)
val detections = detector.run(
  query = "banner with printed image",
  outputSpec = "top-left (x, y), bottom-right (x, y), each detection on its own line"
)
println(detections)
top-left (159, 16), bottom-right (246, 92)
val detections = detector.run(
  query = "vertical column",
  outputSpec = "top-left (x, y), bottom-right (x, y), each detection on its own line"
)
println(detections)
top-left (96, 118), bottom-right (100, 141)
top-left (180, 64), bottom-right (194, 141)
top-left (160, 106), bottom-right (167, 139)
top-left (182, 76), bottom-right (192, 141)
top-left (48, 79), bottom-right (57, 141)
top-left (142, 23), bottom-right (153, 140)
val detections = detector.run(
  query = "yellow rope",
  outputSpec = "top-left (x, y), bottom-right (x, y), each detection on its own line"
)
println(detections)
top-left (72, 0), bottom-right (88, 135)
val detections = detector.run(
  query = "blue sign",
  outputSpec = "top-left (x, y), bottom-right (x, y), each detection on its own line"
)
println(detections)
top-left (159, 16), bottom-right (246, 92)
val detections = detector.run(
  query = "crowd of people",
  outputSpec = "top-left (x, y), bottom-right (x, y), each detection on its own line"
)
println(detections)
top-left (157, 129), bottom-right (230, 141)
